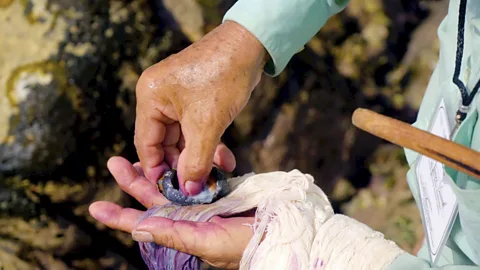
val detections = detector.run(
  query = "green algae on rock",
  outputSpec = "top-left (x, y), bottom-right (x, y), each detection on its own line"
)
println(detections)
top-left (0, 0), bottom-right (164, 175)
top-left (1, 61), bottom-right (78, 174)
top-left (0, 0), bottom-right (183, 268)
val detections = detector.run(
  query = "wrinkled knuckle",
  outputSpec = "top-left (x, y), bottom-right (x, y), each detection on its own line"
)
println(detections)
top-left (137, 66), bottom-right (160, 95)
top-left (137, 67), bottom-right (155, 92)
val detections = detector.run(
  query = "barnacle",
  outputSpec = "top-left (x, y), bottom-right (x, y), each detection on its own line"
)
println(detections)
top-left (157, 167), bottom-right (229, 206)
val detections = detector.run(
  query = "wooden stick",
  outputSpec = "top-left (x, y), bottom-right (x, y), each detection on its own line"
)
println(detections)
top-left (352, 108), bottom-right (480, 180)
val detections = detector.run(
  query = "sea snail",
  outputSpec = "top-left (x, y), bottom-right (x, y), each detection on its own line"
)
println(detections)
top-left (157, 167), bottom-right (229, 206)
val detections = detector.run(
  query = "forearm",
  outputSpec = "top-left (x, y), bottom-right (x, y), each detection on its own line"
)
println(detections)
top-left (223, 0), bottom-right (350, 76)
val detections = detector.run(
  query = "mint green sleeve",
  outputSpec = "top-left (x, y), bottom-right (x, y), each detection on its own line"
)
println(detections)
top-left (222, 0), bottom-right (349, 76)
top-left (389, 0), bottom-right (480, 269)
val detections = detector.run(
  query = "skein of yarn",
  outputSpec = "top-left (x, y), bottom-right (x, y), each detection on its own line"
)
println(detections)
top-left (137, 170), bottom-right (405, 270)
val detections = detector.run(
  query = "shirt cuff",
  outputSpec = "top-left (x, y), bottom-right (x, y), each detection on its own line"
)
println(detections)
top-left (223, 0), bottom-right (349, 77)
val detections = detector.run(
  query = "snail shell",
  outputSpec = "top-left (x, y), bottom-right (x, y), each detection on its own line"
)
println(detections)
top-left (157, 167), bottom-right (228, 206)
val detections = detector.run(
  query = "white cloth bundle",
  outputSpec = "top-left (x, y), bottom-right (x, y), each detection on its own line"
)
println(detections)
top-left (148, 170), bottom-right (406, 269)
top-left (225, 170), bottom-right (406, 270)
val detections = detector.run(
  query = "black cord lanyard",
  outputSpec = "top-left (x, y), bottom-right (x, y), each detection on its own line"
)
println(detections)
top-left (451, 0), bottom-right (480, 136)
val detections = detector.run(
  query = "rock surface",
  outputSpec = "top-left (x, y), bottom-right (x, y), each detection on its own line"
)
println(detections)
top-left (0, 0), bottom-right (184, 268)
top-left (0, 0), bottom-right (445, 268)
top-left (0, 0), bottom-right (162, 175)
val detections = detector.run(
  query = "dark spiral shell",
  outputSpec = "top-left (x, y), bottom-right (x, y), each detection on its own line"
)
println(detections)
top-left (156, 167), bottom-right (228, 206)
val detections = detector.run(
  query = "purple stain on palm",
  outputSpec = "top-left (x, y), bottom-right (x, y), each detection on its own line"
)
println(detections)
top-left (137, 205), bottom-right (203, 270)
top-left (137, 167), bottom-right (229, 270)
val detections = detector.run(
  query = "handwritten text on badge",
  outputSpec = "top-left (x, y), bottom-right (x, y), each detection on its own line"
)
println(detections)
top-left (416, 99), bottom-right (458, 265)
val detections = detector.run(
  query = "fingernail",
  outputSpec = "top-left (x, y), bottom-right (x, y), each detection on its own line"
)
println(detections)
top-left (185, 181), bottom-right (204, 196)
top-left (132, 230), bottom-right (154, 242)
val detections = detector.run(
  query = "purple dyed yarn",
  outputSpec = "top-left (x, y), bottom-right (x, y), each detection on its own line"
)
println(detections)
top-left (137, 168), bottom-right (230, 270)
top-left (137, 205), bottom-right (203, 270)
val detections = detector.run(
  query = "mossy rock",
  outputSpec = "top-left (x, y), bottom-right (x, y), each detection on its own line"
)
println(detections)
top-left (0, 0), bottom-right (167, 175)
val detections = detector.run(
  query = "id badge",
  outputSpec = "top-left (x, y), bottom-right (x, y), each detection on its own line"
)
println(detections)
top-left (414, 98), bottom-right (459, 265)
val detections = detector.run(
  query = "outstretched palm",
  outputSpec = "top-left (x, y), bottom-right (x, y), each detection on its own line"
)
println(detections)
top-left (89, 156), bottom-right (254, 269)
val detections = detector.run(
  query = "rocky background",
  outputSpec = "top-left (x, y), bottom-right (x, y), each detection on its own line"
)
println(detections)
top-left (0, 0), bottom-right (447, 269)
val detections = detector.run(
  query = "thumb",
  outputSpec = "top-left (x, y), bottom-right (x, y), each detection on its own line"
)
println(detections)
top-left (132, 216), bottom-right (209, 257)
top-left (177, 110), bottom-right (227, 196)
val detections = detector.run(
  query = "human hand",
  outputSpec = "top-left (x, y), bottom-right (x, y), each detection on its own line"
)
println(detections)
top-left (134, 20), bottom-right (267, 195)
top-left (88, 156), bottom-right (254, 269)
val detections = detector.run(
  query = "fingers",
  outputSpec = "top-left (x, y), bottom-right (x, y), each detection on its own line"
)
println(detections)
top-left (177, 141), bottom-right (235, 195)
top-left (134, 98), bottom-right (176, 182)
top-left (132, 216), bottom-right (215, 257)
top-left (89, 201), bottom-right (144, 233)
top-left (164, 146), bottom-right (180, 169)
top-left (132, 216), bottom-right (254, 260)
top-left (178, 136), bottom-right (235, 172)
top-left (176, 112), bottom-right (228, 196)
top-left (132, 162), bottom-right (145, 177)
top-left (213, 143), bottom-right (236, 172)
top-left (163, 123), bottom-right (181, 168)
top-left (108, 157), bottom-right (168, 207)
